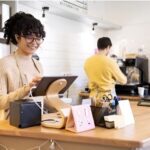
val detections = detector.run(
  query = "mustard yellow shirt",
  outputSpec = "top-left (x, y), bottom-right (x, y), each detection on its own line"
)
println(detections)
top-left (84, 54), bottom-right (127, 98)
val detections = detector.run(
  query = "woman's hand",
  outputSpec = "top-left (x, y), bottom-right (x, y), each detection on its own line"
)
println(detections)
top-left (29, 76), bottom-right (42, 88)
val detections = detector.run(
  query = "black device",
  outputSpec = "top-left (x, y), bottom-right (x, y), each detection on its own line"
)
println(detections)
top-left (138, 96), bottom-right (150, 106)
top-left (10, 99), bottom-right (41, 128)
top-left (32, 75), bottom-right (78, 96)
top-left (116, 57), bottom-right (149, 95)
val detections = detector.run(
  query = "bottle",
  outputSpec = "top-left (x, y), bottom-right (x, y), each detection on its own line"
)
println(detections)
top-left (138, 48), bottom-right (143, 56)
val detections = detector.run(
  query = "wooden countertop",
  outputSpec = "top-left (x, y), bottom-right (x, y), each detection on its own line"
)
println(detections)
top-left (79, 92), bottom-right (141, 101)
top-left (1, 102), bottom-right (150, 149)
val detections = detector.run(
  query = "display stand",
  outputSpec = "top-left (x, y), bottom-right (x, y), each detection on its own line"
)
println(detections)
top-left (45, 79), bottom-right (70, 110)
top-left (31, 76), bottom-right (77, 128)
top-left (42, 79), bottom-right (71, 128)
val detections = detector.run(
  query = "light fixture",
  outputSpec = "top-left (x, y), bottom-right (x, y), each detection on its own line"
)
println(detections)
top-left (92, 22), bottom-right (98, 31)
top-left (42, 6), bottom-right (49, 18)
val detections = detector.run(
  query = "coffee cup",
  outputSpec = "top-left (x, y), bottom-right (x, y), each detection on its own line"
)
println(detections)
top-left (138, 87), bottom-right (145, 97)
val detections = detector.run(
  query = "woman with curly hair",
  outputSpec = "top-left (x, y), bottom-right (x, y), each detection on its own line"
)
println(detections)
top-left (0, 11), bottom-right (46, 120)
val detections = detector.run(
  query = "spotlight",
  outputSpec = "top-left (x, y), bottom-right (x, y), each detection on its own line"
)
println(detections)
top-left (92, 22), bottom-right (98, 31)
top-left (42, 6), bottom-right (49, 18)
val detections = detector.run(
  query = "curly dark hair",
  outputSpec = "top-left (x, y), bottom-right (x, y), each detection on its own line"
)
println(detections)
top-left (3, 11), bottom-right (46, 45)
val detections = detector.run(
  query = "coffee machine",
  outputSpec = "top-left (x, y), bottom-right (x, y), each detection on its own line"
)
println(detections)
top-left (116, 57), bottom-right (149, 95)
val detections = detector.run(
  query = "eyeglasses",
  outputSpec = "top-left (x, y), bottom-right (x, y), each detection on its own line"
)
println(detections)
top-left (22, 35), bottom-right (44, 44)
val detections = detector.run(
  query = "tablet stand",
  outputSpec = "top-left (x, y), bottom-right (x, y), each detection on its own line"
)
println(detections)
top-left (42, 79), bottom-right (71, 128)
top-left (45, 78), bottom-right (70, 110)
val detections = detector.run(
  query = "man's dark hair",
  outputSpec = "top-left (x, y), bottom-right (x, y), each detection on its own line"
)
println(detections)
top-left (97, 37), bottom-right (112, 50)
top-left (3, 11), bottom-right (46, 45)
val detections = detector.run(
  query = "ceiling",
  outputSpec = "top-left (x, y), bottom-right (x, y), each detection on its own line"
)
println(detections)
top-left (18, 0), bottom-right (121, 30)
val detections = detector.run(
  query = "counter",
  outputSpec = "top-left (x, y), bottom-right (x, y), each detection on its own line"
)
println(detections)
top-left (0, 102), bottom-right (150, 150)
top-left (79, 92), bottom-right (141, 101)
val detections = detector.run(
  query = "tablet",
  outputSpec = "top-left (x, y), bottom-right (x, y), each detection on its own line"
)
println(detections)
top-left (32, 76), bottom-right (78, 96)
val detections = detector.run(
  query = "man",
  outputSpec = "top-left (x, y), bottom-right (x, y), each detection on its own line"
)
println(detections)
top-left (84, 37), bottom-right (127, 101)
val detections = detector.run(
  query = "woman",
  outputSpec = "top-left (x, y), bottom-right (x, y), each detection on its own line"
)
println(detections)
top-left (0, 12), bottom-right (45, 120)
top-left (84, 37), bottom-right (127, 104)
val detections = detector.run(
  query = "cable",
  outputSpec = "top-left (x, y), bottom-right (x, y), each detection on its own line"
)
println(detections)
top-left (54, 140), bottom-right (64, 150)
top-left (0, 139), bottom-right (64, 150)
top-left (26, 140), bottom-right (49, 150)
top-left (29, 88), bottom-right (48, 114)
top-left (26, 139), bottom-right (64, 150)
top-left (29, 87), bottom-right (66, 115)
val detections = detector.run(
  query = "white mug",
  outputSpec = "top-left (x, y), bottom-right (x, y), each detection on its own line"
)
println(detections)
top-left (138, 87), bottom-right (145, 97)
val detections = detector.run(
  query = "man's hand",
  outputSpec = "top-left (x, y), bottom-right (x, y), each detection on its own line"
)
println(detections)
top-left (131, 73), bottom-right (139, 82)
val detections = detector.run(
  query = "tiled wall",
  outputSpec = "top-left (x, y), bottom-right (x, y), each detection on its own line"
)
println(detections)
top-left (102, 2), bottom-right (150, 81)
top-left (87, 1), bottom-right (150, 82)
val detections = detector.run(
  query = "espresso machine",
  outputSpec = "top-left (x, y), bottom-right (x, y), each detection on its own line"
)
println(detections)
top-left (116, 57), bottom-right (149, 95)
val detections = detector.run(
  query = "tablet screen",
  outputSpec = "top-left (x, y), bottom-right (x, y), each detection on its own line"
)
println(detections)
top-left (32, 76), bottom-right (78, 96)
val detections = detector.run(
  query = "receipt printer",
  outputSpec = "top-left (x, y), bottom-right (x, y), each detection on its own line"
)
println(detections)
top-left (10, 99), bottom-right (41, 128)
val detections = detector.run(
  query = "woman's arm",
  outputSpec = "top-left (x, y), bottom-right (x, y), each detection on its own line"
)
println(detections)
top-left (0, 75), bottom-right (41, 110)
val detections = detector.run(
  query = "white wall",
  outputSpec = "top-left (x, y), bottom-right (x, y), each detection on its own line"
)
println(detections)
top-left (104, 2), bottom-right (150, 56)
top-left (16, 2), bottom-right (105, 104)
top-left (89, 1), bottom-right (150, 81)
top-left (105, 1), bottom-right (150, 81)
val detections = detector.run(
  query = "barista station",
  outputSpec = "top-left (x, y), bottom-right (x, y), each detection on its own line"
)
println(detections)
top-left (116, 56), bottom-right (150, 106)
top-left (116, 57), bottom-right (149, 96)
top-left (80, 56), bottom-right (150, 105)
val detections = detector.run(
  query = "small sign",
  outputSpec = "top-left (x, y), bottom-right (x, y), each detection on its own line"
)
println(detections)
top-left (66, 104), bottom-right (95, 133)
top-left (118, 100), bottom-right (135, 126)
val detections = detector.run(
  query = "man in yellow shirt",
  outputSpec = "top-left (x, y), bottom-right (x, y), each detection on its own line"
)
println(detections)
top-left (84, 37), bottom-right (127, 100)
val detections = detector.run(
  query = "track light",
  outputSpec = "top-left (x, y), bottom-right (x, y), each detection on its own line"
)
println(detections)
top-left (92, 22), bottom-right (98, 31)
top-left (42, 6), bottom-right (49, 18)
